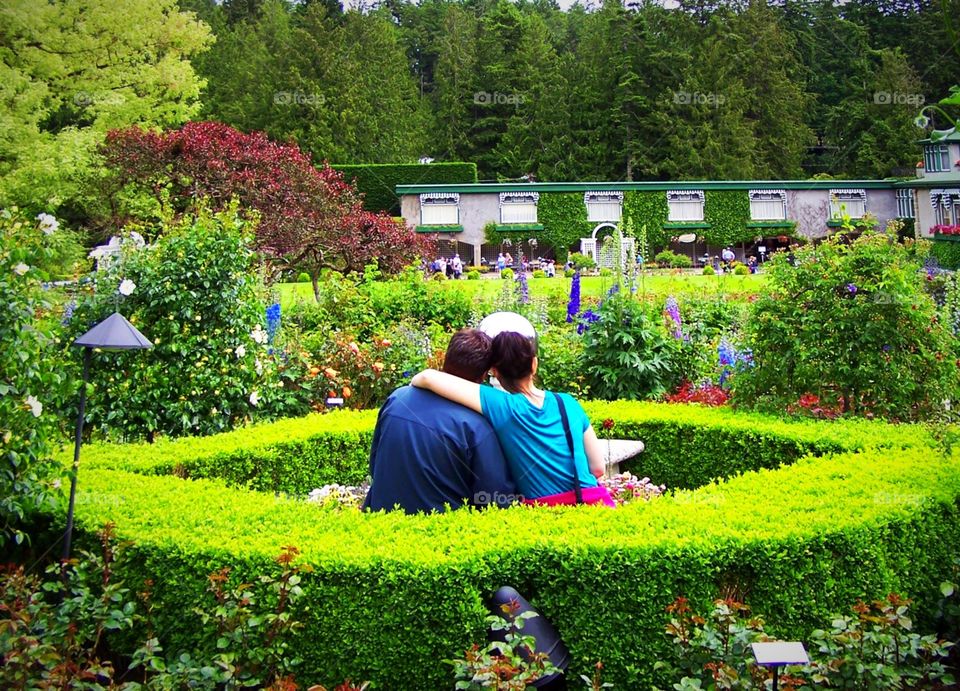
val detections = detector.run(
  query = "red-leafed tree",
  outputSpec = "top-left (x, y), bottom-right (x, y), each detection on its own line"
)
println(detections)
top-left (100, 122), bottom-right (429, 300)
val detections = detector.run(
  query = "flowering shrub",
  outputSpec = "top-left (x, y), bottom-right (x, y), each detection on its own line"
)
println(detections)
top-left (665, 381), bottom-right (730, 406)
top-left (734, 232), bottom-right (959, 420)
top-left (599, 472), bottom-right (665, 505)
top-left (308, 483), bottom-right (369, 509)
top-left (932, 224), bottom-right (960, 236)
top-left (65, 207), bottom-right (296, 440)
top-left (0, 209), bottom-right (72, 545)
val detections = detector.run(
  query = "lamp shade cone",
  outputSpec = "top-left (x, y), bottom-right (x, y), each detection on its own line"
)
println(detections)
top-left (73, 312), bottom-right (152, 351)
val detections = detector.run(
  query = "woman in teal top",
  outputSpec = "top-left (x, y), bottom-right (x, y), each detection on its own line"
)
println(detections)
top-left (411, 331), bottom-right (613, 505)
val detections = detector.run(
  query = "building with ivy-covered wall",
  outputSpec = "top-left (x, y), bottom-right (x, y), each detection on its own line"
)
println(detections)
top-left (397, 179), bottom-right (903, 268)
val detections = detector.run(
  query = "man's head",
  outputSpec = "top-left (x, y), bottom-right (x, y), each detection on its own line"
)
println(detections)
top-left (442, 329), bottom-right (493, 383)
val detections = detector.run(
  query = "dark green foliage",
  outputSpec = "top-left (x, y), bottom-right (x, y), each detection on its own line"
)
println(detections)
top-left (582, 294), bottom-right (679, 400)
top-left (734, 232), bottom-right (959, 420)
top-left (537, 192), bottom-right (592, 259)
top-left (703, 190), bottom-right (752, 247)
top-left (930, 238), bottom-right (960, 270)
top-left (623, 191), bottom-right (669, 253)
top-left (333, 162), bottom-right (477, 215)
top-left (653, 250), bottom-right (693, 269)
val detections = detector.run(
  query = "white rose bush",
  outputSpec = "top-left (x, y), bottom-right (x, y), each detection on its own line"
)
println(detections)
top-left (0, 209), bottom-right (70, 546)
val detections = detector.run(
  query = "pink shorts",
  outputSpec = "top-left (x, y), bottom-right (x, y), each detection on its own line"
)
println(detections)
top-left (523, 486), bottom-right (616, 508)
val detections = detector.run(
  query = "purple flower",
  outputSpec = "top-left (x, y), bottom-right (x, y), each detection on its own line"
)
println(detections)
top-left (566, 271), bottom-right (581, 323)
top-left (515, 269), bottom-right (530, 305)
top-left (882, 344), bottom-right (891, 352)
top-left (664, 296), bottom-right (683, 339)
top-left (718, 337), bottom-right (735, 366)
top-left (846, 283), bottom-right (858, 295)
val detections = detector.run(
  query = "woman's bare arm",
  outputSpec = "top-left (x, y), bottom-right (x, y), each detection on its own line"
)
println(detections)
top-left (582, 425), bottom-right (606, 479)
top-left (410, 369), bottom-right (483, 413)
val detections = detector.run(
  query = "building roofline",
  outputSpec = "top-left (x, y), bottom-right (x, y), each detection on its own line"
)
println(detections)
top-left (396, 180), bottom-right (900, 194)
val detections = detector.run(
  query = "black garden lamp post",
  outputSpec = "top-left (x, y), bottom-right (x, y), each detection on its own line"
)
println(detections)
top-left (62, 312), bottom-right (151, 561)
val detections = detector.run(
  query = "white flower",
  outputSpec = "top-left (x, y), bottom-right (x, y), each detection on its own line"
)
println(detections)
top-left (118, 279), bottom-right (136, 296)
top-left (13, 263), bottom-right (29, 276)
top-left (249, 391), bottom-right (260, 406)
top-left (235, 345), bottom-right (247, 358)
top-left (36, 213), bottom-right (59, 235)
top-left (25, 395), bottom-right (42, 417)
top-left (255, 359), bottom-right (263, 376)
top-left (250, 325), bottom-right (268, 345)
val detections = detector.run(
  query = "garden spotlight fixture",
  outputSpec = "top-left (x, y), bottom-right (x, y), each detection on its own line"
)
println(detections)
top-left (751, 641), bottom-right (808, 691)
top-left (63, 312), bottom-right (151, 561)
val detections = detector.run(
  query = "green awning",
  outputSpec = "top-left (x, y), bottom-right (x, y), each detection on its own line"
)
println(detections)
top-left (746, 221), bottom-right (796, 229)
top-left (415, 225), bottom-right (463, 234)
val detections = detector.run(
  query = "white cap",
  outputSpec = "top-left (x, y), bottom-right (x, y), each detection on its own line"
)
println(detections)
top-left (478, 311), bottom-right (537, 341)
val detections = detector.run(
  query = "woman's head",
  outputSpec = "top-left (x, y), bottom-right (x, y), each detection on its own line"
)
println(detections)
top-left (490, 331), bottom-right (537, 392)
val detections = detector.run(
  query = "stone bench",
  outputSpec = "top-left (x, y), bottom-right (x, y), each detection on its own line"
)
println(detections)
top-left (602, 439), bottom-right (645, 477)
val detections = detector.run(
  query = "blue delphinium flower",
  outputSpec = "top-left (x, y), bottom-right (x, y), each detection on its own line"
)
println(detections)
top-left (566, 271), bottom-right (581, 323)
top-left (718, 337), bottom-right (735, 366)
top-left (576, 308), bottom-right (600, 335)
top-left (845, 283), bottom-right (858, 295)
top-left (266, 302), bottom-right (281, 343)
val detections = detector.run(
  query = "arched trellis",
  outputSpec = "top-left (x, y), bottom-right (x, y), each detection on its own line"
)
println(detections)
top-left (579, 223), bottom-right (634, 269)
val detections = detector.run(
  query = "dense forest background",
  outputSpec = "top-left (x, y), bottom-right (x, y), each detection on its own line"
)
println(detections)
top-left (182, 0), bottom-right (959, 182)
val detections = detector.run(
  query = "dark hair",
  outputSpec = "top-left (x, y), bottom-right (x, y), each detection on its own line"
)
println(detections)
top-left (443, 329), bottom-right (493, 383)
top-left (490, 331), bottom-right (536, 392)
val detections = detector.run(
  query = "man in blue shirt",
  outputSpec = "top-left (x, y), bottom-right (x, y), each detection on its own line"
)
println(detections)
top-left (364, 329), bottom-right (516, 514)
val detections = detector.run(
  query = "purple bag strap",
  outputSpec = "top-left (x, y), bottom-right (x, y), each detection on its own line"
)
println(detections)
top-left (552, 392), bottom-right (583, 505)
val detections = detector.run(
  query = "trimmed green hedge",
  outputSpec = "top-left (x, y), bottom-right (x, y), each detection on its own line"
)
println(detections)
top-left (45, 403), bottom-right (957, 687)
top-left (62, 409), bottom-right (378, 493)
top-left (62, 402), bottom-right (929, 495)
top-left (332, 163), bottom-right (478, 215)
top-left (57, 442), bottom-right (960, 687)
top-left (930, 237), bottom-right (960, 270)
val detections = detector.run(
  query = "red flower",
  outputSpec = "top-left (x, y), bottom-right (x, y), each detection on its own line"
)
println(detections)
top-left (602, 418), bottom-right (615, 431)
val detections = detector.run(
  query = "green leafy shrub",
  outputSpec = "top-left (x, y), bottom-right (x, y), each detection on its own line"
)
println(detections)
top-left (733, 263), bottom-right (750, 275)
top-left (564, 268), bottom-right (576, 278)
top-left (501, 268), bottom-right (514, 280)
top-left (532, 269), bottom-right (546, 279)
top-left (536, 325), bottom-right (591, 398)
top-left (599, 267), bottom-right (613, 276)
top-left (703, 265), bottom-right (715, 276)
top-left (297, 271), bottom-right (311, 283)
top-left (734, 231), bottom-right (958, 420)
top-left (567, 253), bottom-right (596, 272)
top-left (654, 250), bottom-right (693, 269)
top-left (66, 207), bottom-right (292, 440)
top-left (0, 209), bottom-right (71, 546)
top-left (582, 294), bottom-right (679, 400)
top-left (467, 270), bottom-right (481, 280)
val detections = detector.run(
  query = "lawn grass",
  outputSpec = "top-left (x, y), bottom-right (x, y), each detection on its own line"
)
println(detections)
top-left (276, 271), bottom-right (765, 307)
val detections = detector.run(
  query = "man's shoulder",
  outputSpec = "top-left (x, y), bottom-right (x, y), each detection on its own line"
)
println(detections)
top-left (385, 386), bottom-right (491, 424)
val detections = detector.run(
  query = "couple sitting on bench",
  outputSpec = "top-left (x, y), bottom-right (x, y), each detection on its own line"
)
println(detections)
top-left (364, 312), bottom-right (615, 513)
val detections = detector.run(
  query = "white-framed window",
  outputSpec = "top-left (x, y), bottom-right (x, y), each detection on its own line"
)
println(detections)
top-left (666, 190), bottom-right (705, 222)
top-left (896, 189), bottom-right (915, 219)
top-left (924, 144), bottom-right (951, 173)
top-left (829, 189), bottom-right (866, 219)
top-left (419, 192), bottom-right (460, 225)
top-left (584, 191), bottom-right (623, 222)
top-left (749, 190), bottom-right (787, 221)
top-left (499, 192), bottom-right (539, 224)
top-left (933, 189), bottom-right (960, 226)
